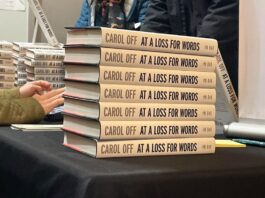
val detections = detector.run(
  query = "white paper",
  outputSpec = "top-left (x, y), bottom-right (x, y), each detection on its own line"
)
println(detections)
top-left (11, 124), bottom-right (63, 131)
top-left (0, 0), bottom-right (26, 11)
top-left (239, 0), bottom-right (265, 120)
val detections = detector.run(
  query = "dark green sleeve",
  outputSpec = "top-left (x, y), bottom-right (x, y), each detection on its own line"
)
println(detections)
top-left (0, 97), bottom-right (45, 125)
top-left (0, 88), bottom-right (21, 99)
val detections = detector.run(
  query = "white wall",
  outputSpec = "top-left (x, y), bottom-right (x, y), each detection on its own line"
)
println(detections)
top-left (39, 0), bottom-right (83, 44)
top-left (0, 0), bottom-right (82, 43)
top-left (239, 0), bottom-right (265, 121)
top-left (0, 2), bottom-right (30, 42)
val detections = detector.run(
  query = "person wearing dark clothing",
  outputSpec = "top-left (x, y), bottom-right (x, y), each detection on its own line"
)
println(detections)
top-left (141, 0), bottom-right (239, 93)
top-left (76, 0), bottom-right (150, 30)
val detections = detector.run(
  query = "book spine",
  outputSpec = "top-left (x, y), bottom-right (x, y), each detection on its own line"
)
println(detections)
top-left (0, 66), bottom-right (16, 74)
top-left (63, 118), bottom-right (215, 140)
top-left (29, 75), bottom-right (64, 82)
top-left (64, 98), bottom-right (215, 121)
top-left (15, 72), bottom-right (27, 79)
top-left (0, 59), bottom-right (13, 66)
top-left (0, 43), bottom-right (12, 51)
top-left (96, 137), bottom-right (215, 158)
top-left (100, 121), bottom-right (215, 139)
top-left (13, 58), bottom-right (25, 65)
top-left (64, 132), bottom-right (215, 158)
top-left (15, 79), bottom-right (27, 86)
top-left (29, 67), bottom-right (65, 75)
top-left (50, 82), bottom-right (65, 89)
top-left (99, 102), bottom-right (215, 121)
top-left (0, 51), bottom-right (12, 59)
top-left (0, 81), bottom-right (14, 89)
top-left (100, 48), bottom-right (216, 72)
top-left (33, 53), bottom-right (65, 61)
top-left (100, 28), bottom-right (218, 56)
top-left (28, 0), bottom-right (59, 47)
top-left (95, 84), bottom-right (215, 104)
top-left (0, 74), bottom-right (15, 82)
top-left (16, 66), bottom-right (26, 73)
top-left (99, 66), bottom-right (216, 88)
top-left (28, 60), bottom-right (63, 67)
top-left (216, 49), bottom-right (238, 120)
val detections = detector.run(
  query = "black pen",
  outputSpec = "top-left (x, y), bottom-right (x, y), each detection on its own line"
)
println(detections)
top-left (232, 139), bottom-right (265, 147)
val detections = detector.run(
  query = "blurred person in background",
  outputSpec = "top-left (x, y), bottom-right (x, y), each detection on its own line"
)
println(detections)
top-left (76, 0), bottom-right (150, 30)
top-left (141, 0), bottom-right (239, 93)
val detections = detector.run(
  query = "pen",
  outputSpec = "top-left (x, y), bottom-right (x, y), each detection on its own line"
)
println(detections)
top-left (232, 138), bottom-right (265, 147)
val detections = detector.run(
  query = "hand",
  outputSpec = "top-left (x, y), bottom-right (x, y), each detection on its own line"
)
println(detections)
top-left (33, 88), bottom-right (65, 114)
top-left (19, 80), bottom-right (52, 98)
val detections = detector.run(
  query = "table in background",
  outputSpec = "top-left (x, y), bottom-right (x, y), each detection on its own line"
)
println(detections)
top-left (1, 127), bottom-right (265, 198)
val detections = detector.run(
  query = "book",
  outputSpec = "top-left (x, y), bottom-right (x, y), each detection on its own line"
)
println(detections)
top-left (12, 42), bottom-right (62, 56)
top-left (13, 57), bottom-right (24, 65)
top-left (64, 80), bottom-right (216, 104)
top-left (0, 50), bottom-right (12, 59)
top-left (215, 49), bottom-right (238, 133)
top-left (28, 0), bottom-right (59, 47)
top-left (64, 65), bottom-right (216, 88)
top-left (63, 97), bottom-right (215, 121)
top-left (0, 66), bottom-right (16, 74)
top-left (0, 81), bottom-right (14, 89)
top-left (0, 41), bottom-right (12, 50)
top-left (15, 79), bottom-right (27, 86)
top-left (216, 49), bottom-right (238, 120)
top-left (65, 27), bottom-right (218, 56)
top-left (26, 66), bottom-right (65, 75)
top-left (63, 113), bottom-right (215, 140)
top-left (16, 65), bottom-right (26, 73)
top-left (27, 73), bottom-right (65, 82)
top-left (24, 58), bottom-right (63, 67)
top-left (64, 47), bottom-right (216, 72)
top-left (0, 58), bottom-right (13, 66)
top-left (64, 131), bottom-right (215, 158)
top-left (26, 48), bottom-right (65, 60)
top-left (0, 73), bottom-right (15, 82)
top-left (16, 72), bottom-right (27, 79)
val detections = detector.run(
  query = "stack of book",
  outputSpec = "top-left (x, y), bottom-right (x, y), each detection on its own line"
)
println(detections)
top-left (62, 27), bottom-right (218, 158)
top-left (12, 42), bottom-right (64, 87)
top-left (25, 48), bottom-right (65, 89)
top-left (0, 41), bottom-right (15, 89)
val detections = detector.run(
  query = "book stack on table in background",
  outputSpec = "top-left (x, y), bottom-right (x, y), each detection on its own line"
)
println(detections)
top-left (25, 48), bottom-right (65, 89)
top-left (0, 41), bottom-right (15, 89)
top-left (62, 27), bottom-right (218, 158)
top-left (11, 42), bottom-right (65, 88)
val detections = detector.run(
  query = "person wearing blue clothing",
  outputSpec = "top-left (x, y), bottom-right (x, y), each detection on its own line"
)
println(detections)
top-left (75, 0), bottom-right (149, 30)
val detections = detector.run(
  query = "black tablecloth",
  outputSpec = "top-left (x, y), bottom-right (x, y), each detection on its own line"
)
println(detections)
top-left (1, 127), bottom-right (265, 198)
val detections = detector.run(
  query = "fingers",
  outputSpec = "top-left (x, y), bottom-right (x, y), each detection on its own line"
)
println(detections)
top-left (40, 88), bottom-right (65, 99)
top-left (33, 88), bottom-right (65, 114)
top-left (20, 81), bottom-right (53, 97)
top-left (42, 91), bottom-right (64, 105)
top-left (43, 98), bottom-right (64, 114)
top-left (32, 80), bottom-right (52, 91)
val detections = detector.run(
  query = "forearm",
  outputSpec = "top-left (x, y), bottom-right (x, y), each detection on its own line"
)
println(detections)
top-left (0, 97), bottom-right (45, 125)
top-left (0, 88), bottom-right (21, 99)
